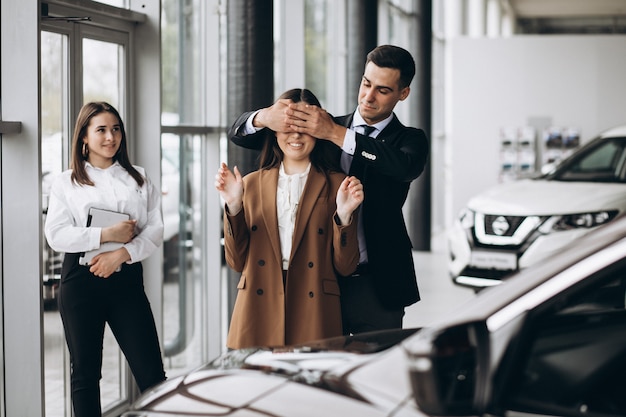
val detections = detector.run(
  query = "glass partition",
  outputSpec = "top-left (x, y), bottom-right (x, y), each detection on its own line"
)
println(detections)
top-left (41, 29), bottom-right (70, 417)
top-left (82, 38), bottom-right (123, 107)
top-left (41, 27), bottom-right (130, 417)
top-left (41, 2), bottom-right (226, 416)
top-left (82, 35), bottom-right (128, 412)
top-left (161, 132), bottom-right (206, 373)
top-left (160, 0), bottom-right (226, 372)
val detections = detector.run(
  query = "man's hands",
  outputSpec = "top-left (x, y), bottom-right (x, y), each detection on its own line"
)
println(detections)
top-left (253, 100), bottom-right (347, 147)
top-left (336, 176), bottom-right (364, 225)
top-left (285, 102), bottom-right (347, 147)
top-left (253, 99), bottom-right (294, 132)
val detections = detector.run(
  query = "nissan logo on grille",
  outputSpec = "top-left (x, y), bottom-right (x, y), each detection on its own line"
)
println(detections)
top-left (492, 216), bottom-right (510, 236)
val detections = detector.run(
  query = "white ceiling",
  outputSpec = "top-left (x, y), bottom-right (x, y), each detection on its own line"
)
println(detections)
top-left (509, 0), bottom-right (626, 18)
top-left (505, 0), bottom-right (626, 33)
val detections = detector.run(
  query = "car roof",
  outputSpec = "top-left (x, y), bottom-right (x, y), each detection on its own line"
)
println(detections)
top-left (425, 214), bottom-right (626, 329)
top-left (599, 124), bottom-right (626, 138)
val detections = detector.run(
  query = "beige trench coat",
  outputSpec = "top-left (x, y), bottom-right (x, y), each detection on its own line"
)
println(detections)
top-left (223, 166), bottom-right (359, 349)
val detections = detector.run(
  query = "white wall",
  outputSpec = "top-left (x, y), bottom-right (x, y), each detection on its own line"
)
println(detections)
top-left (448, 35), bottom-right (626, 224)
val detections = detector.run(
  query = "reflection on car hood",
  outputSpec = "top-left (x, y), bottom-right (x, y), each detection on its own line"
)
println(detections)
top-left (124, 329), bottom-right (420, 417)
top-left (468, 179), bottom-right (626, 215)
top-left (207, 328), bottom-right (420, 393)
top-left (125, 369), bottom-right (403, 417)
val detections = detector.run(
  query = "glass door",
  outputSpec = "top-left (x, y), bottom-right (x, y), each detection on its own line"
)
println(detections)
top-left (41, 28), bottom-right (70, 417)
top-left (41, 22), bottom-right (131, 417)
top-left (80, 29), bottom-right (130, 414)
top-left (82, 37), bottom-right (123, 106)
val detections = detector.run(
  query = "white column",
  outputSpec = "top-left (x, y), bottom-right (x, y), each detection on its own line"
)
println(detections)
top-left (486, 0), bottom-right (501, 37)
top-left (444, 0), bottom-right (463, 37)
top-left (1, 0), bottom-right (45, 415)
top-left (500, 0), bottom-right (516, 36)
top-left (467, 0), bottom-right (486, 37)
top-left (275, 0), bottom-right (305, 93)
top-left (441, 0), bottom-right (463, 228)
top-left (131, 0), bottom-right (164, 344)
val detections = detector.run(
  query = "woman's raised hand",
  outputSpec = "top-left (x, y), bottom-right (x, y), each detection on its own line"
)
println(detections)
top-left (215, 162), bottom-right (244, 215)
top-left (335, 176), bottom-right (364, 225)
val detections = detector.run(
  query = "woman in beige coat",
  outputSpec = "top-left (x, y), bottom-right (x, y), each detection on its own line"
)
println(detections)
top-left (215, 89), bottom-right (364, 349)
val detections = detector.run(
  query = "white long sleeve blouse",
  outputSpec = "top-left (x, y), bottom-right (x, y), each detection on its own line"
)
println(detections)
top-left (44, 161), bottom-right (163, 263)
top-left (276, 163), bottom-right (310, 270)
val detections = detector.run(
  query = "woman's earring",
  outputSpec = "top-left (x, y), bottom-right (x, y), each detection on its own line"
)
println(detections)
top-left (82, 143), bottom-right (89, 159)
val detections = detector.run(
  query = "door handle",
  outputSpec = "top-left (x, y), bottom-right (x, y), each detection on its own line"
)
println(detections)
top-left (0, 121), bottom-right (22, 134)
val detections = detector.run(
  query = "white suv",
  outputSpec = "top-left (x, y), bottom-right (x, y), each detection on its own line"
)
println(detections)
top-left (448, 125), bottom-right (626, 290)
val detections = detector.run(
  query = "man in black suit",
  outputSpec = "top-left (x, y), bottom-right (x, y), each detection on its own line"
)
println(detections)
top-left (227, 45), bottom-right (429, 334)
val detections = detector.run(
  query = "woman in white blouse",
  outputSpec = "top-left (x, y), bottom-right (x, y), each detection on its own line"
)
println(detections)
top-left (215, 88), bottom-right (364, 349)
top-left (45, 102), bottom-right (166, 417)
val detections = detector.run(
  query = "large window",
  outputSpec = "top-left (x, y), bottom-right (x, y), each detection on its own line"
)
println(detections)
top-left (159, 0), bottom-right (225, 375)
top-left (304, 0), bottom-right (329, 106)
top-left (39, 3), bottom-right (226, 414)
top-left (41, 4), bottom-right (136, 416)
top-left (41, 29), bottom-right (70, 417)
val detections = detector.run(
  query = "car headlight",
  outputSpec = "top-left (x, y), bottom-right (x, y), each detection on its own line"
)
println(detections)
top-left (542, 210), bottom-right (618, 232)
top-left (458, 208), bottom-right (475, 229)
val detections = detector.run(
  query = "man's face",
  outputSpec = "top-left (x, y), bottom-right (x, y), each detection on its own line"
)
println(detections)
top-left (357, 62), bottom-right (410, 125)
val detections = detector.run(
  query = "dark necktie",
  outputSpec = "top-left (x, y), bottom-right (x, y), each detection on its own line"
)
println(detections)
top-left (355, 125), bottom-right (376, 265)
top-left (362, 125), bottom-right (376, 137)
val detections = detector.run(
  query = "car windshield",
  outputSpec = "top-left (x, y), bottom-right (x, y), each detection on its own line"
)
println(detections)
top-left (548, 137), bottom-right (626, 183)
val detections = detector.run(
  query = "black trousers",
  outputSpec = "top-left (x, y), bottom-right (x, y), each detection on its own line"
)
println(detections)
top-left (338, 266), bottom-right (405, 335)
top-left (59, 253), bottom-right (166, 417)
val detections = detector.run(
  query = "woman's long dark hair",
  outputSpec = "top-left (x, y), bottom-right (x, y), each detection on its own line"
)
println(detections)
top-left (258, 88), bottom-right (342, 176)
top-left (70, 101), bottom-right (144, 187)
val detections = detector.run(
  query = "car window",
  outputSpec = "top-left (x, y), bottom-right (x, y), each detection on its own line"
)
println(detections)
top-left (553, 137), bottom-right (626, 183)
top-left (503, 267), bottom-right (626, 417)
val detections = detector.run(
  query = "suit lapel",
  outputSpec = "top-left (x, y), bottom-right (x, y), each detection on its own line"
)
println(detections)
top-left (338, 113), bottom-right (354, 129)
top-left (338, 112), bottom-right (403, 177)
top-left (290, 168), bottom-right (326, 260)
top-left (258, 168), bottom-right (283, 267)
top-left (377, 115), bottom-right (402, 140)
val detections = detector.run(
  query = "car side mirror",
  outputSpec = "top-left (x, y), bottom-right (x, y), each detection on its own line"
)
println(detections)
top-left (404, 322), bottom-right (488, 416)
top-left (541, 162), bottom-right (557, 175)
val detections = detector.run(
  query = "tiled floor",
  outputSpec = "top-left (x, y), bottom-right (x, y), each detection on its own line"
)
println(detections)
top-left (404, 234), bottom-right (475, 329)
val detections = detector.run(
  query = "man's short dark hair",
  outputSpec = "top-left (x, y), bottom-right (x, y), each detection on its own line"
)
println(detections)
top-left (366, 45), bottom-right (416, 89)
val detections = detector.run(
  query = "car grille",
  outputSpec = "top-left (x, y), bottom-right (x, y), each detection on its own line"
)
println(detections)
top-left (483, 215), bottom-right (525, 237)
top-left (474, 213), bottom-right (542, 246)
top-left (457, 266), bottom-right (514, 281)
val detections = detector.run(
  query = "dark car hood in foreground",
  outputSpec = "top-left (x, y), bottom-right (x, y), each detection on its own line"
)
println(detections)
top-left (123, 329), bottom-right (421, 417)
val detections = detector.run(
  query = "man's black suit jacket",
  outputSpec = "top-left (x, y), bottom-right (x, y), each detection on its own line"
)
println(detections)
top-left (228, 111), bottom-right (429, 309)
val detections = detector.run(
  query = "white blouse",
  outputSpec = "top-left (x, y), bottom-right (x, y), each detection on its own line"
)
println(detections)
top-left (277, 163), bottom-right (310, 270)
top-left (44, 161), bottom-right (163, 264)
